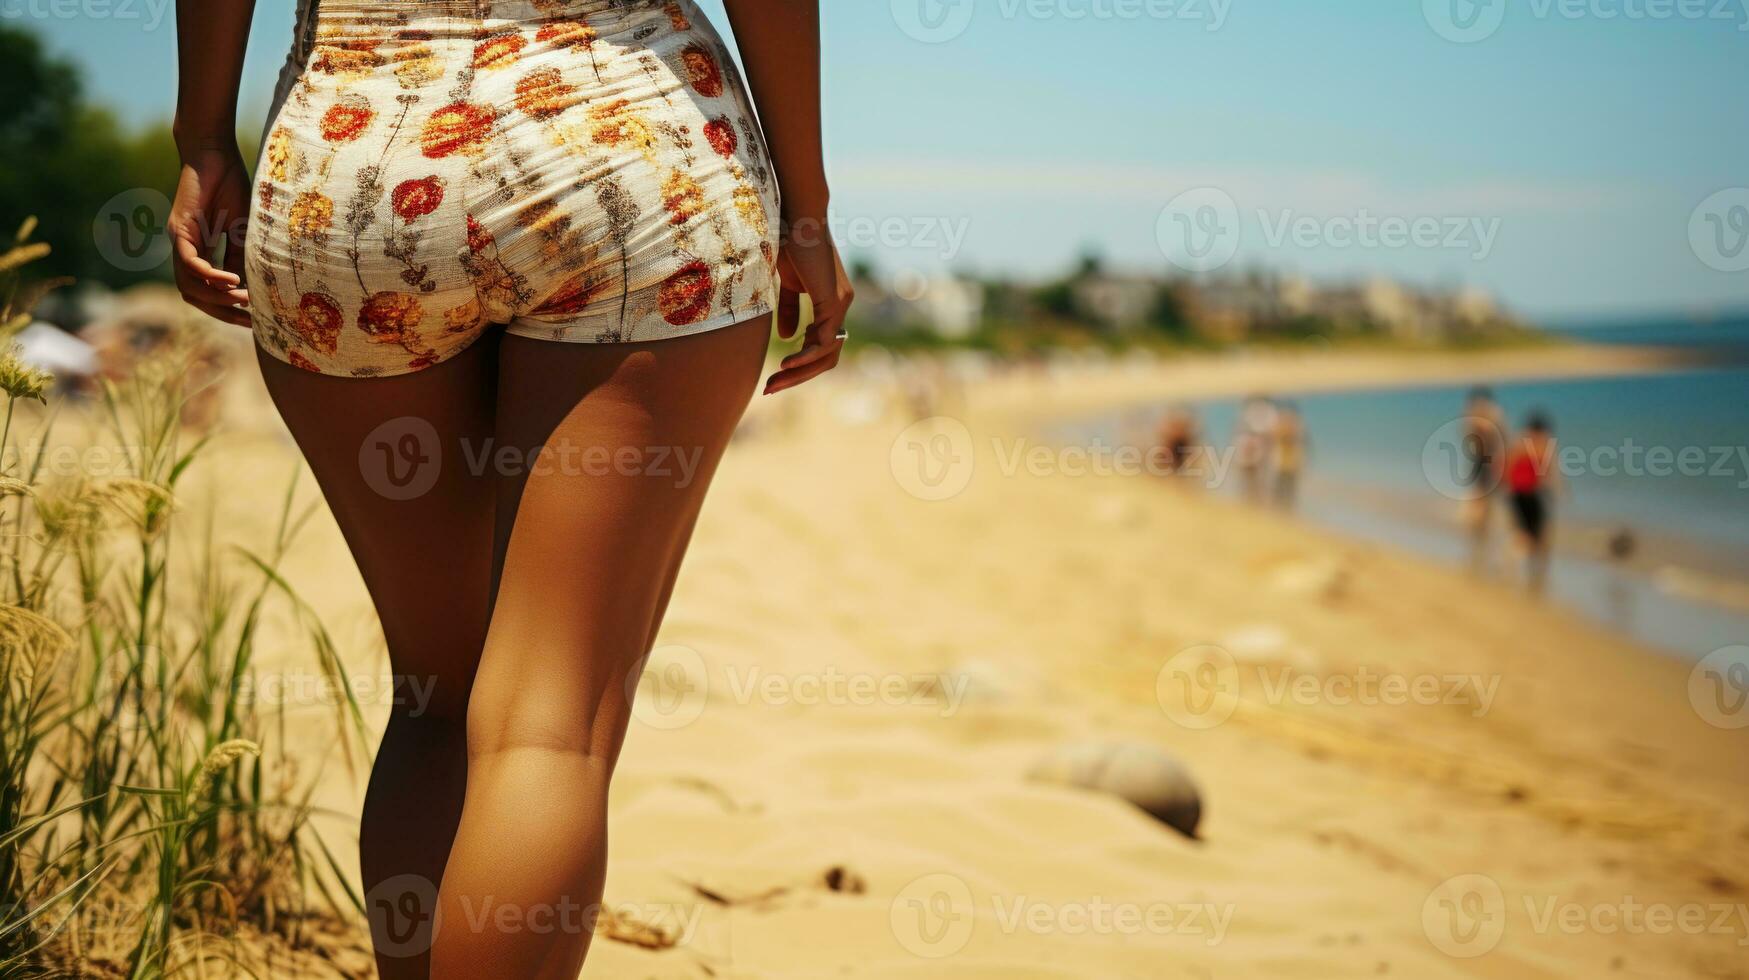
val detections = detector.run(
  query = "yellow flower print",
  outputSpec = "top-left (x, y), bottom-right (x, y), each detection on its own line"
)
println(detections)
top-left (442, 297), bottom-right (482, 334)
top-left (264, 127), bottom-right (293, 182)
top-left (515, 68), bottom-right (580, 120)
top-left (586, 100), bottom-right (659, 163)
top-left (473, 30), bottom-right (527, 70)
top-left (392, 45), bottom-right (442, 89)
top-left (733, 184), bottom-right (768, 237)
top-left (662, 170), bottom-right (705, 227)
top-left (288, 190), bottom-right (334, 239)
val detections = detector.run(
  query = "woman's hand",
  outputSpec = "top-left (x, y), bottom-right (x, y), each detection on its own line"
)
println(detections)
top-left (764, 218), bottom-right (854, 396)
top-left (169, 144), bottom-right (253, 327)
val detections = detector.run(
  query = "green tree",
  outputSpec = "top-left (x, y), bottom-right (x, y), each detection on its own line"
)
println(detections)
top-left (0, 25), bottom-right (180, 290)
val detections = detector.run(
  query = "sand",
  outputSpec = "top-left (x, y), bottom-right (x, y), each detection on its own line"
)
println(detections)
top-left (199, 340), bottom-right (1748, 979)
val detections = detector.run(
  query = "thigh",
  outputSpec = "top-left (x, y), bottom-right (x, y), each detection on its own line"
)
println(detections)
top-left (256, 341), bottom-right (500, 719)
top-left (469, 317), bottom-right (769, 757)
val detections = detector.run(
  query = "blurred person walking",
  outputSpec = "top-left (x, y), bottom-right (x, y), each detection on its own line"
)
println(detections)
top-left (1155, 403), bottom-right (1202, 478)
top-left (1271, 401), bottom-right (1307, 510)
top-left (1233, 395), bottom-right (1277, 503)
top-left (1459, 386), bottom-right (1508, 572)
top-left (1504, 410), bottom-right (1564, 593)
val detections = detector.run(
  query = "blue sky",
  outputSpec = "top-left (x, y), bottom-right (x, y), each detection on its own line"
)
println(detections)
top-left (17, 0), bottom-right (1749, 319)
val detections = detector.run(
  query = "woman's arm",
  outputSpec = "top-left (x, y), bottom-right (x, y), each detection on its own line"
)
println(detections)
top-left (723, 0), bottom-right (853, 394)
top-left (169, 0), bottom-right (258, 326)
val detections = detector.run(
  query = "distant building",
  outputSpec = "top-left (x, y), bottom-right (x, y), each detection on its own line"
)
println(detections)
top-left (847, 263), bottom-right (1522, 345)
top-left (1072, 274), bottom-right (1158, 330)
top-left (848, 270), bottom-right (985, 339)
top-left (1186, 272), bottom-right (1289, 341)
top-left (1185, 270), bottom-right (1521, 342)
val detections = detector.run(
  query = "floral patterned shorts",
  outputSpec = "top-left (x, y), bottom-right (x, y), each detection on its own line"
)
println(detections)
top-left (247, 0), bottom-right (779, 377)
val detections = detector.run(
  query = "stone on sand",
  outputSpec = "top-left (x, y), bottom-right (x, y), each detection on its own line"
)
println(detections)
top-left (1029, 741), bottom-right (1202, 839)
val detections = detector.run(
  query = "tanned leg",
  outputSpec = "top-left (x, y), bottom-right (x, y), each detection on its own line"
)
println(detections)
top-left (257, 341), bottom-right (500, 979)
top-left (430, 317), bottom-right (769, 979)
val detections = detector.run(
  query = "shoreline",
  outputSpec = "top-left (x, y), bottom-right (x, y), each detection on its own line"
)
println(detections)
top-left (970, 341), bottom-right (1705, 426)
top-left (987, 340), bottom-right (1749, 656)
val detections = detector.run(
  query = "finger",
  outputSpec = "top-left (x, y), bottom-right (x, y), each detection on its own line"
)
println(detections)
top-left (776, 286), bottom-right (802, 340)
top-left (174, 233), bottom-right (242, 289)
top-left (763, 349), bottom-right (840, 395)
top-left (778, 338), bottom-right (837, 372)
top-left (779, 318), bottom-right (845, 366)
top-left (222, 219), bottom-right (248, 284)
top-left (176, 267), bottom-right (250, 308)
top-left (186, 299), bottom-right (253, 328)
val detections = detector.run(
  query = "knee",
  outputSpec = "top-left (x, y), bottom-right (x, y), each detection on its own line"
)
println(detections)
top-left (462, 689), bottom-right (629, 772)
top-left (387, 673), bottom-right (473, 728)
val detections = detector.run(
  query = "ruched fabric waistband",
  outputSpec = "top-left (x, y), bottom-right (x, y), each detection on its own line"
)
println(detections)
top-left (266, 0), bottom-right (697, 145)
top-left (309, 0), bottom-right (673, 32)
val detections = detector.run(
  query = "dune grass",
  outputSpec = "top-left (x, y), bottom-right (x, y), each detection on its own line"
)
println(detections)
top-left (0, 219), bottom-right (367, 978)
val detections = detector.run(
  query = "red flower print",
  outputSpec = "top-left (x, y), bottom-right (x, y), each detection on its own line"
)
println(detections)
top-left (531, 275), bottom-right (604, 316)
top-left (515, 68), bottom-right (579, 120)
top-left (313, 38), bottom-right (383, 74)
top-left (287, 350), bottom-right (322, 372)
top-left (420, 102), bottom-right (497, 158)
top-left (358, 291), bottom-right (425, 341)
top-left (536, 19), bottom-right (596, 51)
top-left (473, 30), bottom-right (527, 70)
top-left (319, 96), bottom-right (375, 143)
top-left (680, 45), bottom-right (724, 98)
top-left (466, 215), bottom-right (495, 254)
top-left (658, 261), bottom-right (714, 326)
top-left (392, 177), bottom-right (445, 221)
top-left (296, 291), bottom-right (343, 354)
top-left (703, 117), bottom-right (737, 158)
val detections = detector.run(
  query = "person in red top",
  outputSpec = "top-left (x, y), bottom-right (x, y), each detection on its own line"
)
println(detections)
top-left (1504, 410), bottom-right (1564, 592)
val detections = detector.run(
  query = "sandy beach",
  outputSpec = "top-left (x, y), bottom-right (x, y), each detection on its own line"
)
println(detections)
top-left (199, 340), bottom-right (1747, 978)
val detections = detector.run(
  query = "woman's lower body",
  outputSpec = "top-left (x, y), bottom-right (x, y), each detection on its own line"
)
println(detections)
top-left (259, 320), bottom-right (766, 978)
top-left (1509, 490), bottom-right (1551, 591)
top-left (245, 2), bottom-right (779, 976)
